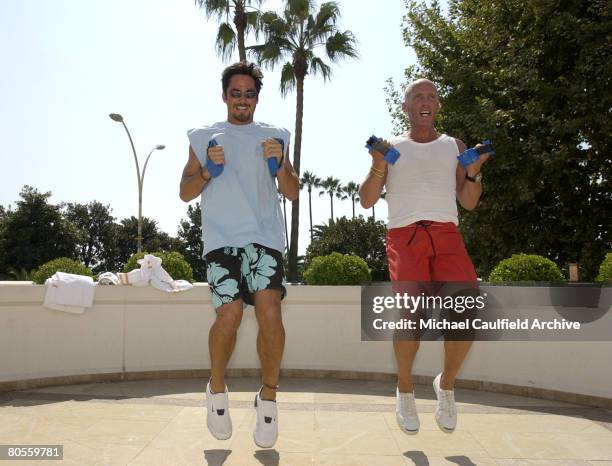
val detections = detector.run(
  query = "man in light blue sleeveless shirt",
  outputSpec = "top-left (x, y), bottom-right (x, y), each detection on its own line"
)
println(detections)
top-left (179, 62), bottom-right (299, 448)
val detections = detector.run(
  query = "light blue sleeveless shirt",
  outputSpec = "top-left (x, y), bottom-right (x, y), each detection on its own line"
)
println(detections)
top-left (187, 121), bottom-right (290, 256)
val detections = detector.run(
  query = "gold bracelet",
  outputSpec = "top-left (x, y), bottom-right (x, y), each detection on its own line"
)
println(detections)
top-left (370, 167), bottom-right (384, 179)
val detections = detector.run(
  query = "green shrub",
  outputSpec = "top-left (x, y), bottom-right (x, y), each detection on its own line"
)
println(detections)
top-left (305, 216), bottom-right (388, 281)
top-left (124, 251), bottom-right (194, 283)
top-left (488, 253), bottom-right (564, 282)
top-left (596, 253), bottom-right (612, 282)
top-left (303, 252), bottom-right (371, 285)
top-left (32, 257), bottom-right (93, 284)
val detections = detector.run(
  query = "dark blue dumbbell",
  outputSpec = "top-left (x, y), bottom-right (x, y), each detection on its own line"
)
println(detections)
top-left (365, 136), bottom-right (400, 165)
top-left (266, 138), bottom-right (285, 176)
top-left (457, 140), bottom-right (495, 169)
top-left (206, 139), bottom-right (224, 177)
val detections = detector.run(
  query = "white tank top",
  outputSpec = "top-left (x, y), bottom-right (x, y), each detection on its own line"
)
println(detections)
top-left (386, 133), bottom-right (459, 228)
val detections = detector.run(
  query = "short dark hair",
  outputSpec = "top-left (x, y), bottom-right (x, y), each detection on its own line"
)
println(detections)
top-left (221, 61), bottom-right (264, 95)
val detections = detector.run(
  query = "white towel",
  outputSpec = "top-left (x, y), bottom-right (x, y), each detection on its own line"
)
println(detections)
top-left (43, 272), bottom-right (95, 314)
top-left (97, 272), bottom-right (120, 285)
top-left (117, 254), bottom-right (193, 293)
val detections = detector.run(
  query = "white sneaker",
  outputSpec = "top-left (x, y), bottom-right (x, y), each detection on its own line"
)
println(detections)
top-left (433, 373), bottom-right (457, 433)
top-left (206, 380), bottom-right (232, 440)
top-left (396, 387), bottom-right (420, 434)
top-left (253, 388), bottom-right (278, 448)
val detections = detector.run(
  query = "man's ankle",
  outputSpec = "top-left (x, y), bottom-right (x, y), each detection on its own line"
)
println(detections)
top-left (260, 385), bottom-right (277, 401)
top-left (210, 377), bottom-right (226, 394)
top-left (397, 380), bottom-right (414, 393)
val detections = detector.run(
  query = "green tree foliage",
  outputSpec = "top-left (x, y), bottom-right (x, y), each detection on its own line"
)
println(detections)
top-left (305, 216), bottom-right (388, 281)
top-left (300, 171), bottom-right (321, 242)
top-left (0, 186), bottom-right (82, 275)
top-left (249, 0), bottom-right (358, 281)
top-left (115, 216), bottom-right (182, 267)
top-left (303, 252), bottom-right (371, 285)
top-left (195, 0), bottom-right (264, 61)
top-left (596, 252), bottom-right (612, 282)
top-left (318, 176), bottom-right (342, 222)
top-left (177, 202), bottom-right (206, 282)
top-left (386, 0), bottom-right (611, 280)
top-left (31, 257), bottom-right (94, 285)
top-left (488, 253), bottom-right (564, 282)
top-left (0, 205), bottom-right (9, 278)
top-left (341, 181), bottom-right (360, 219)
top-left (63, 201), bottom-right (121, 274)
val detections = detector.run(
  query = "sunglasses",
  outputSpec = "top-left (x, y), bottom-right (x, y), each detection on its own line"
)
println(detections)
top-left (229, 89), bottom-right (258, 99)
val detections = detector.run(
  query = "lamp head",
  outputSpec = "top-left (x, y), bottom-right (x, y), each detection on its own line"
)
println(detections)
top-left (109, 113), bottom-right (124, 122)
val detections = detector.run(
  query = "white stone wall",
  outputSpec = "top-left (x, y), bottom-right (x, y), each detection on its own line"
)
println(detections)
top-left (0, 283), bottom-right (610, 399)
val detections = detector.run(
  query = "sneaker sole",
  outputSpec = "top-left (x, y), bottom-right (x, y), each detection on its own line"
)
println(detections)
top-left (206, 420), bottom-right (232, 440)
top-left (435, 418), bottom-right (455, 434)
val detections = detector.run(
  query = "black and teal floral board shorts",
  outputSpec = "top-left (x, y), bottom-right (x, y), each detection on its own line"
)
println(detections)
top-left (205, 243), bottom-right (286, 309)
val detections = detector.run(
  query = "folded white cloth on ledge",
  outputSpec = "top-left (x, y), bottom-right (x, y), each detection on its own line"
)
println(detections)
top-left (43, 272), bottom-right (95, 314)
top-left (116, 254), bottom-right (193, 293)
top-left (97, 272), bottom-right (120, 285)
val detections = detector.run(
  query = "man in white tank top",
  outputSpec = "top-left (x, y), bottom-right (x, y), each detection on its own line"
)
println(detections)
top-left (359, 79), bottom-right (492, 434)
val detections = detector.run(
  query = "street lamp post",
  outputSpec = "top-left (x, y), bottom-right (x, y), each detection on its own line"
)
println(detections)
top-left (109, 113), bottom-right (165, 253)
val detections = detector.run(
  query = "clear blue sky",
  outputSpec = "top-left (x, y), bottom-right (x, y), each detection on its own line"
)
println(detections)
top-left (0, 0), bottom-right (419, 254)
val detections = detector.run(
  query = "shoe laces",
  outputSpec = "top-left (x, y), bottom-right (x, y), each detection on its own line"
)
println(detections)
top-left (438, 389), bottom-right (456, 415)
top-left (398, 392), bottom-right (417, 416)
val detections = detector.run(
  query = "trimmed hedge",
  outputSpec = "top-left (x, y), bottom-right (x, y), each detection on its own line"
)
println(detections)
top-left (596, 252), bottom-right (612, 282)
top-left (303, 252), bottom-right (371, 285)
top-left (124, 251), bottom-right (194, 283)
top-left (488, 253), bottom-right (563, 282)
top-left (32, 257), bottom-right (93, 284)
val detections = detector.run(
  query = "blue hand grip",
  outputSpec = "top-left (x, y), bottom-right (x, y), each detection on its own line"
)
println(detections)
top-left (457, 140), bottom-right (495, 168)
top-left (267, 138), bottom-right (285, 176)
top-left (206, 139), bottom-right (224, 178)
top-left (365, 135), bottom-right (400, 165)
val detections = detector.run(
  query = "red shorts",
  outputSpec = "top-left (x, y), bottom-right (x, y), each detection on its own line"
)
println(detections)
top-left (386, 221), bottom-right (477, 282)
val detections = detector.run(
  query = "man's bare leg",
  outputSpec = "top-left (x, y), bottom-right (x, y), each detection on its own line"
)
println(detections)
top-left (394, 340), bottom-right (420, 392)
top-left (254, 289), bottom-right (284, 401)
top-left (209, 300), bottom-right (244, 393)
top-left (440, 340), bottom-right (473, 389)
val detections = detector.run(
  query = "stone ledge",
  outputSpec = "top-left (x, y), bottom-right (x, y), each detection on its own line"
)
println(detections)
top-left (2, 368), bottom-right (611, 409)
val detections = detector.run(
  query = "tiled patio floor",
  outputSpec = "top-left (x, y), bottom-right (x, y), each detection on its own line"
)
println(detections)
top-left (1, 377), bottom-right (611, 465)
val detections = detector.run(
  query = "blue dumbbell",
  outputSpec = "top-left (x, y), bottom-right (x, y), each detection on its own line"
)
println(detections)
top-left (457, 140), bottom-right (495, 169)
top-left (267, 138), bottom-right (285, 176)
top-left (365, 136), bottom-right (400, 165)
top-left (206, 139), bottom-right (224, 178)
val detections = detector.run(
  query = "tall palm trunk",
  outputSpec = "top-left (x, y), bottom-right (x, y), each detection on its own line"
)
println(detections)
top-left (288, 75), bottom-right (304, 281)
top-left (234, 2), bottom-right (247, 61)
top-left (351, 197), bottom-right (355, 219)
top-left (372, 204), bottom-right (375, 221)
top-left (329, 193), bottom-right (334, 222)
top-left (308, 187), bottom-right (313, 242)
top-left (282, 195), bottom-right (288, 252)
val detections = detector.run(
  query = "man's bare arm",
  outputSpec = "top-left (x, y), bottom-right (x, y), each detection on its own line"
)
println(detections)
top-left (455, 138), bottom-right (483, 211)
top-left (359, 148), bottom-right (387, 209)
top-left (179, 146), bottom-right (210, 202)
top-left (276, 145), bottom-right (299, 201)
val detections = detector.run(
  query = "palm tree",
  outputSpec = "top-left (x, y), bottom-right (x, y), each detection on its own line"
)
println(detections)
top-left (372, 191), bottom-right (387, 221)
top-left (195, 0), bottom-right (263, 61)
top-left (319, 176), bottom-right (342, 222)
top-left (300, 171), bottom-right (321, 242)
top-left (249, 0), bottom-right (358, 281)
top-left (342, 181), bottom-right (359, 219)
top-left (278, 192), bottom-right (289, 252)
